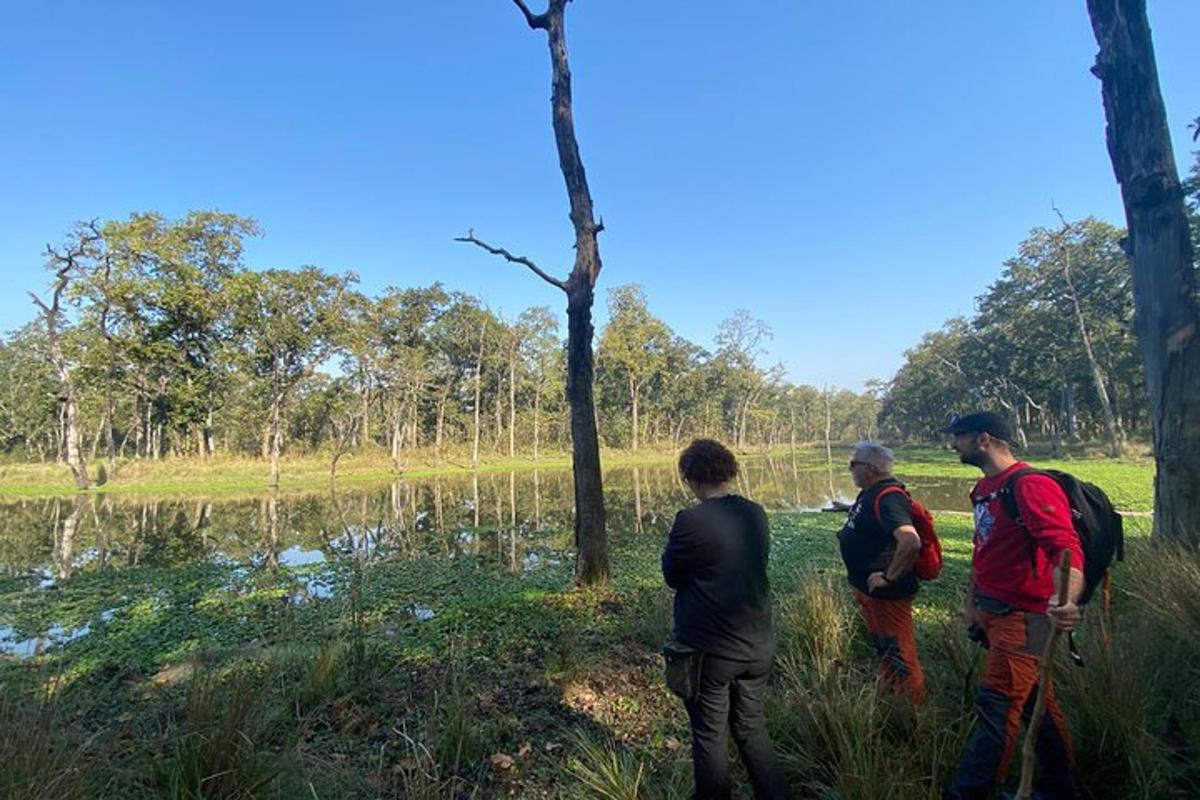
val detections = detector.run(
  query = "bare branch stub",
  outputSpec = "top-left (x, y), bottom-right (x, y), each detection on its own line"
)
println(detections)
top-left (454, 230), bottom-right (566, 291)
top-left (512, 0), bottom-right (549, 29)
top-left (28, 291), bottom-right (50, 315)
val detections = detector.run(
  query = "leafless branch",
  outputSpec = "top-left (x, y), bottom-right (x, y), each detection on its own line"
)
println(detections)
top-left (1051, 203), bottom-right (1069, 229)
top-left (455, 230), bottom-right (566, 291)
top-left (512, 0), bottom-right (548, 29)
top-left (28, 291), bottom-right (51, 315)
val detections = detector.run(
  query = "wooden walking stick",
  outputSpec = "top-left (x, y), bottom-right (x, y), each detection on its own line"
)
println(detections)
top-left (1016, 550), bottom-right (1073, 800)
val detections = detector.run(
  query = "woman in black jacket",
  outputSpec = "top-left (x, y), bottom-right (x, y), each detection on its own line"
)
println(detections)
top-left (661, 439), bottom-right (791, 800)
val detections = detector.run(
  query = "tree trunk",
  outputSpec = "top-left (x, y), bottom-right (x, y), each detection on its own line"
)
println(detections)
top-left (533, 386), bottom-right (541, 461)
top-left (472, 323), bottom-right (484, 469)
top-left (361, 380), bottom-right (371, 449)
top-left (998, 396), bottom-right (1029, 449)
top-left (629, 376), bottom-right (639, 452)
top-left (203, 402), bottom-right (216, 459)
top-left (738, 394), bottom-right (754, 449)
top-left (103, 383), bottom-right (116, 472)
top-left (1088, 0), bottom-right (1200, 543)
top-left (494, 381), bottom-right (503, 452)
top-left (1063, 381), bottom-right (1080, 442)
top-left (823, 387), bottom-right (835, 498)
top-left (391, 408), bottom-right (403, 471)
top-left (268, 391), bottom-right (283, 488)
top-left (509, 352), bottom-right (517, 458)
top-left (435, 392), bottom-right (448, 463)
top-left (789, 404), bottom-right (797, 453)
top-left (30, 307), bottom-right (90, 488)
top-left (461, 0), bottom-right (608, 583)
top-left (408, 398), bottom-right (419, 449)
top-left (132, 397), bottom-right (142, 460)
top-left (566, 281), bottom-right (608, 584)
top-left (1058, 221), bottom-right (1125, 456)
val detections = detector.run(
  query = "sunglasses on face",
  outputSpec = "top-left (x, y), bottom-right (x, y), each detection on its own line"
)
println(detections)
top-left (848, 460), bottom-right (870, 469)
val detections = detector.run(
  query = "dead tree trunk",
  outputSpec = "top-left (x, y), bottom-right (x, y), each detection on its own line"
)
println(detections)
top-left (31, 230), bottom-right (98, 489)
top-left (1088, 0), bottom-right (1200, 544)
top-left (457, 0), bottom-right (608, 584)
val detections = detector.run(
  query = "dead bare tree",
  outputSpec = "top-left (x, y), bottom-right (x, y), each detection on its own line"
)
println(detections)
top-left (30, 224), bottom-right (101, 489)
top-left (1051, 206), bottom-right (1124, 457)
top-left (458, 0), bottom-right (608, 584)
top-left (1087, 0), bottom-right (1200, 544)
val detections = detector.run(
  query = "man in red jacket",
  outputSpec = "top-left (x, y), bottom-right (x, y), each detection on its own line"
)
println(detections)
top-left (941, 412), bottom-right (1084, 800)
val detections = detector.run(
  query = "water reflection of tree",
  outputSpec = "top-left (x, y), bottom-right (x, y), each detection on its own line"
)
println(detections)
top-left (0, 463), bottom-right (974, 581)
top-left (54, 496), bottom-right (86, 580)
top-left (633, 465), bottom-right (643, 534)
top-left (259, 490), bottom-right (280, 568)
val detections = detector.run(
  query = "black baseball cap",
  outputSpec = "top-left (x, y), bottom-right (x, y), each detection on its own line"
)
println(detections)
top-left (941, 411), bottom-right (1016, 445)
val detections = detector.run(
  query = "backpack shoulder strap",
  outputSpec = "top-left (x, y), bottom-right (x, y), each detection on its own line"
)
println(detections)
top-left (873, 484), bottom-right (909, 523)
top-left (999, 467), bottom-right (1041, 526)
top-left (1000, 467), bottom-right (1048, 573)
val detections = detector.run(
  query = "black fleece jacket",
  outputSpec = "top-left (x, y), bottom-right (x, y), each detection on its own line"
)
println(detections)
top-left (661, 494), bottom-right (775, 661)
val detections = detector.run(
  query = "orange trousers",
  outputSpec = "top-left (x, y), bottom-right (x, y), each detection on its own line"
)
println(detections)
top-left (853, 589), bottom-right (927, 706)
top-left (949, 605), bottom-right (1077, 798)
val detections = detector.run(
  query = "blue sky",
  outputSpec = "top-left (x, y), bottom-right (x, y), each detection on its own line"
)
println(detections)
top-left (2, 1), bottom-right (1197, 390)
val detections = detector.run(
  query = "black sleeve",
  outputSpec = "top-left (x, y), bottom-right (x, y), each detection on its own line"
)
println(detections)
top-left (662, 509), bottom-right (704, 589)
top-left (876, 492), bottom-right (914, 536)
top-left (753, 502), bottom-right (770, 561)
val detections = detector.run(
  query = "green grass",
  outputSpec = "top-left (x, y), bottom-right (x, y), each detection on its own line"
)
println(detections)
top-left (888, 445), bottom-right (1156, 512)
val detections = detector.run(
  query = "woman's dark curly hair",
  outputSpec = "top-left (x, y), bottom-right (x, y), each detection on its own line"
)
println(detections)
top-left (678, 438), bottom-right (739, 485)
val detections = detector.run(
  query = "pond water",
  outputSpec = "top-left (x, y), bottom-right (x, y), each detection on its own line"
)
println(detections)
top-left (0, 457), bottom-right (975, 657)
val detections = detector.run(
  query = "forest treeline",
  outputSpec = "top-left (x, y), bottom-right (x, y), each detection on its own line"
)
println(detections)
top-left (0, 212), bottom-right (879, 474)
top-left (883, 142), bottom-right (1199, 453)
top-left (3, 150), bottom-right (1196, 470)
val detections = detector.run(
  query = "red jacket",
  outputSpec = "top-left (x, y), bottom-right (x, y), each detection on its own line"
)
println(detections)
top-left (970, 462), bottom-right (1084, 613)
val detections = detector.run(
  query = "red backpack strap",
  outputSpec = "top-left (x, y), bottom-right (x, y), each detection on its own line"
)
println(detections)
top-left (873, 485), bottom-right (908, 522)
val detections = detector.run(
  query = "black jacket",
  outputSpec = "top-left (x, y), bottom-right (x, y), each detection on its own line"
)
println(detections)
top-left (661, 494), bottom-right (775, 661)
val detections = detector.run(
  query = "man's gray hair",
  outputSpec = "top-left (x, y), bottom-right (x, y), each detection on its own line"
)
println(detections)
top-left (852, 441), bottom-right (894, 474)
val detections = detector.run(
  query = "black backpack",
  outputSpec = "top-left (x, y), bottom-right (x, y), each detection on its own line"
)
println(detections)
top-left (999, 468), bottom-right (1125, 606)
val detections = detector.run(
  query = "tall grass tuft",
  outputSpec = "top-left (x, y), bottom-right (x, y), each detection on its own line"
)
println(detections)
top-left (770, 570), bottom-right (969, 799)
top-left (565, 730), bottom-right (690, 800)
top-left (365, 667), bottom-right (496, 799)
top-left (773, 571), bottom-right (854, 682)
top-left (154, 670), bottom-right (285, 800)
top-left (0, 688), bottom-right (99, 800)
top-left (1061, 540), bottom-right (1200, 798)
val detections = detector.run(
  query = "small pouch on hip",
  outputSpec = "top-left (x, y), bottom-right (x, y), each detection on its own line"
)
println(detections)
top-left (663, 640), bottom-right (704, 702)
